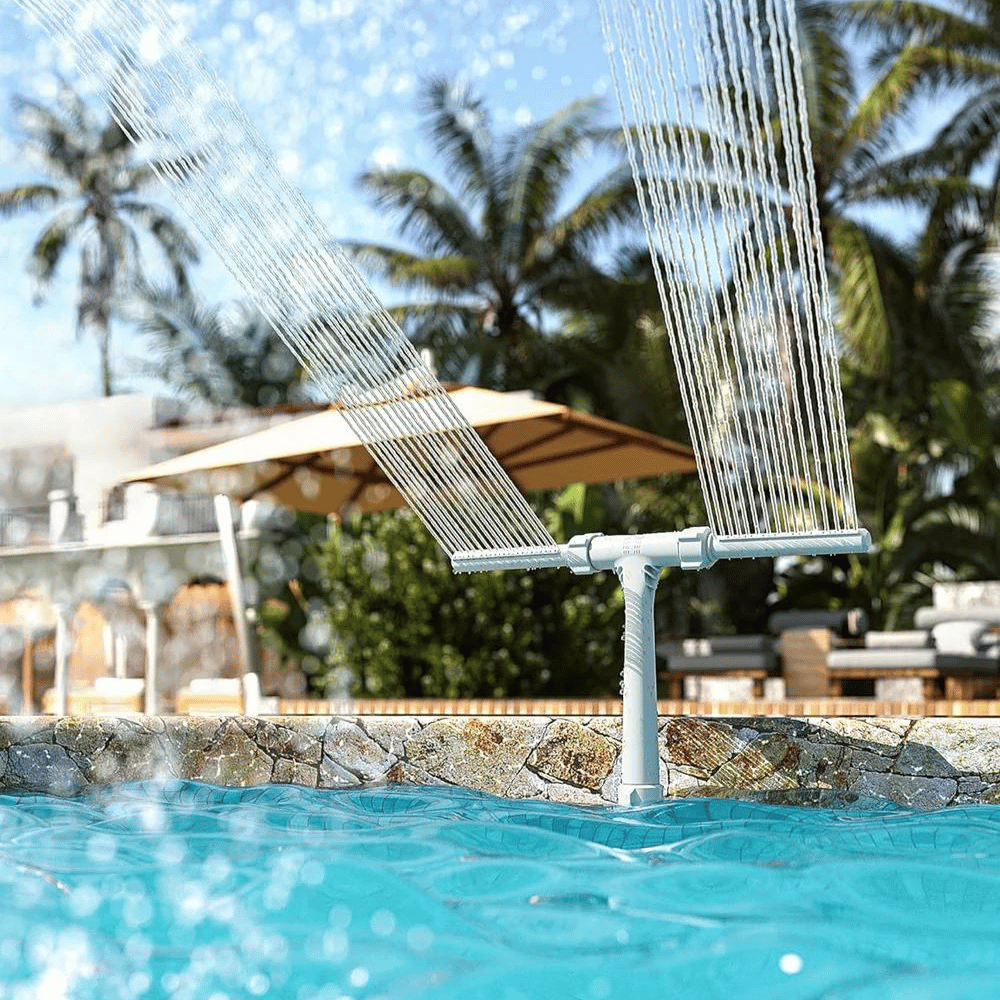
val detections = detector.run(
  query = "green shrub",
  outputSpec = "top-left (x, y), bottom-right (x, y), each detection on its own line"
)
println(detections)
top-left (314, 510), bottom-right (624, 698)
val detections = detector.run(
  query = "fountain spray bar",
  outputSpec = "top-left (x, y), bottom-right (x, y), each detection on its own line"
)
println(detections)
top-left (451, 527), bottom-right (872, 575)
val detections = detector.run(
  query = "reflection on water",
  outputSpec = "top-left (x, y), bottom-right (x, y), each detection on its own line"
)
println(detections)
top-left (2, 780), bottom-right (1000, 998)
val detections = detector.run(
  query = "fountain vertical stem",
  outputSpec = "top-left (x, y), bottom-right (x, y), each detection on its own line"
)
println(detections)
top-left (616, 556), bottom-right (664, 805)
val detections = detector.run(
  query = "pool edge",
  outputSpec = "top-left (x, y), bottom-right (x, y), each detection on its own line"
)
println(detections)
top-left (0, 714), bottom-right (996, 809)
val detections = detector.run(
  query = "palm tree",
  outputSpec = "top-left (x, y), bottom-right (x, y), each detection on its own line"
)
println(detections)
top-left (646, 3), bottom-right (985, 405)
top-left (0, 84), bottom-right (199, 395)
top-left (825, 1), bottom-right (1000, 385)
top-left (344, 75), bottom-right (643, 393)
top-left (127, 284), bottom-right (310, 407)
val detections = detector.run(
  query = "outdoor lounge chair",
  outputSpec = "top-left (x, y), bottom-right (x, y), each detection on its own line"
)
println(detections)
top-left (175, 673), bottom-right (261, 716)
top-left (823, 617), bottom-right (1000, 699)
top-left (658, 609), bottom-right (868, 700)
top-left (657, 635), bottom-right (778, 698)
top-left (41, 676), bottom-right (146, 715)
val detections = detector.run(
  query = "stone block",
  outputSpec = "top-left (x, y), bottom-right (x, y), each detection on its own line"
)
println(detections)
top-left (841, 746), bottom-right (894, 776)
top-left (318, 755), bottom-right (364, 788)
top-left (806, 717), bottom-right (912, 750)
top-left (905, 720), bottom-right (1000, 779)
top-left (665, 766), bottom-right (705, 794)
top-left (851, 770), bottom-right (957, 810)
top-left (403, 718), bottom-right (546, 797)
top-left (4, 742), bottom-right (87, 796)
top-left (323, 719), bottom-right (396, 782)
top-left (54, 717), bottom-right (112, 756)
top-left (272, 757), bottom-right (319, 788)
top-left (183, 719), bottom-right (273, 786)
top-left (243, 718), bottom-right (323, 765)
top-left (661, 718), bottom-right (747, 772)
top-left (361, 717), bottom-right (422, 756)
top-left (709, 734), bottom-right (800, 792)
top-left (384, 760), bottom-right (446, 788)
top-left (89, 722), bottom-right (177, 784)
top-left (588, 717), bottom-right (622, 741)
top-left (527, 720), bottom-right (616, 791)
top-left (545, 782), bottom-right (605, 806)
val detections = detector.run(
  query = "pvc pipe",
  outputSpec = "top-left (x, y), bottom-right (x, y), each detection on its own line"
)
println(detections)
top-left (616, 556), bottom-right (663, 805)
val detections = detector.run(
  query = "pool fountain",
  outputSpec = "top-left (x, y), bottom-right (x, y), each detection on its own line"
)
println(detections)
top-left (11, 0), bottom-right (868, 804)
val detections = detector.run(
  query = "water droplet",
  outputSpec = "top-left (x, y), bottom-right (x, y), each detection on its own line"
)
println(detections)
top-left (779, 953), bottom-right (803, 975)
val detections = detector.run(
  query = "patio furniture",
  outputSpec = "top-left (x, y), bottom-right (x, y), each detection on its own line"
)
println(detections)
top-left (658, 609), bottom-right (868, 700)
top-left (42, 676), bottom-right (146, 715)
top-left (657, 635), bottom-right (777, 699)
top-left (821, 617), bottom-right (1000, 699)
top-left (175, 673), bottom-right (261, 716)
top-left (774, 610), bottom-right (869, 697)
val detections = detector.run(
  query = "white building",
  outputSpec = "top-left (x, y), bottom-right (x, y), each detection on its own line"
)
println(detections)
top-left (0, 394), bottom-right (316, 715)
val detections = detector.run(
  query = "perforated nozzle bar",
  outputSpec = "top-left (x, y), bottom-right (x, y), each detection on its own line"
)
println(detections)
top-left (450, 546), bottom-right (567, 573)
top-left (451, 527), bottom-right (871, 575)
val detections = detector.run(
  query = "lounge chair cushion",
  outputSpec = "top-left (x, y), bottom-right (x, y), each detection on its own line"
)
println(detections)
top-left (931, 620), bottom-right (993, 655)
top-left (864, 630), bottom-right (932, 649)
top-left (827, 648), bottom-right (999, 672)
top-left (665, 652), bottom-right (777, 673)
top-left (915, 606), bottom-right (1000, 628)
top-left (675, 635), bottom-right (772, 657)
top-left (706, 635), bottom-right (772, 653)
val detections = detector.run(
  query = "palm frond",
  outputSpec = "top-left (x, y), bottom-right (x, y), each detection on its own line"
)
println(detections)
top-left (356, 167), bottom-right (482, 262)
top-left (0, 183), bottom-right (62, 219)
top-left (839, 0), bottom-right (999, 67)
top-left (119, 152), bottom-right (209, 192)
top-left (10, 94), bottom-right (88, 182)
top-left (54, 81), bottom-right (96, 138)
top-left (932, 84), bottom-right (1000, 173)
top-left (28, 204), bottom-right (88, 298)
top-left (848, 172), bottom-right (985, 210)
top-left (829, 217), bottom-right (906, 376)
top-left (341, 241), bottom-right (479, 293)
top-left (117, 199), bottom-right (200, 284)
top-left (836, 45), bottom-right (933, 157)
top-left (418, 75), bottom-right (496, 205)
top-left (547, 165), bottom-right (641, 255)
top-left (798, 1), bottom-right (858, 140)
top-left (502, 97), bottom-right (606, 268)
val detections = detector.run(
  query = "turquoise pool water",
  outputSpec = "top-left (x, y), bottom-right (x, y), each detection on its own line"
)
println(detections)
top-left (1, 781), bottom-right (999, 999)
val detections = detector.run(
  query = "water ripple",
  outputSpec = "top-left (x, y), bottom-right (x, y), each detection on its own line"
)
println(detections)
top-left (2, 781), bottom-right (1000, 998)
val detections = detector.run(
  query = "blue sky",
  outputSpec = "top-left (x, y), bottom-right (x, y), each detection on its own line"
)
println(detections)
top-left (0, 0), bottom-right (616, 407)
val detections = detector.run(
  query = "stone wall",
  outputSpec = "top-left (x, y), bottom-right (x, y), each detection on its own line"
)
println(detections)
top-left (2, 715), bottom-right (999, 809)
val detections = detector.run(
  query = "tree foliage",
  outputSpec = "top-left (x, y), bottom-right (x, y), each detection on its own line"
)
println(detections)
top-left (0, 84), bottom-right (198, 395)
top-left (345, 75), bottom-right (643, 393)
top-left (310, 499), bottom-right (624, 698)
top-left (126, 284), bottom-right (310, 407)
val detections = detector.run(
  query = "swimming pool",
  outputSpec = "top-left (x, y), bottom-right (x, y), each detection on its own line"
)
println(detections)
top-left (2, 781), bottom-right (999, 999)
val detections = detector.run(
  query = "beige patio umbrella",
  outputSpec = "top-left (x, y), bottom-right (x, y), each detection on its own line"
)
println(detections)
top-left (125, 385), bottom-right (696, 514)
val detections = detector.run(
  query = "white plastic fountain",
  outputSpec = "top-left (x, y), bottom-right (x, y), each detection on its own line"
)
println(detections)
top-left (14, 0), bottom-right (868, 804)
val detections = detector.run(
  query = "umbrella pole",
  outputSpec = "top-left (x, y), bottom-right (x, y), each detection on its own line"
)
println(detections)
top-left (214, 495), bottom-right (256, 681)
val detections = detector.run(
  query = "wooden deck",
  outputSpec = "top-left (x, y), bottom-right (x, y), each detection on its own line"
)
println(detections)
top-left (276, 697), bottom-right (1000, 717)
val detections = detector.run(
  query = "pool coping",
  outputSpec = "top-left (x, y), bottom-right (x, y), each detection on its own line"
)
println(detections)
top-left (2, 714), bottom-right (999, 809)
